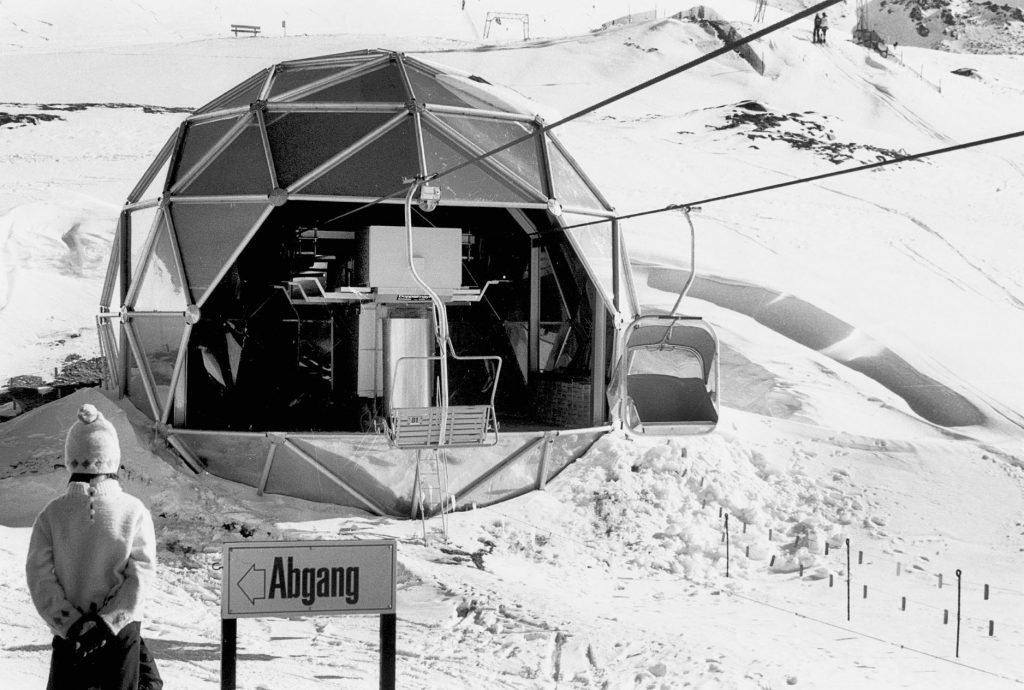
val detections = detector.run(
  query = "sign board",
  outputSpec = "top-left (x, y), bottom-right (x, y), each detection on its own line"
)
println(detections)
top-left (222, 539), bottom-right (396, 619)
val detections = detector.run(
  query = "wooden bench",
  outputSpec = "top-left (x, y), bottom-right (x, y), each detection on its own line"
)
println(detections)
top-left (230, 24), bottom-right (261, 37)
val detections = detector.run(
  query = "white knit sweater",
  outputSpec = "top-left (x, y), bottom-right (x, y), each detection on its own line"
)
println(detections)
top-left (26, 478), bottom-right (156, 638)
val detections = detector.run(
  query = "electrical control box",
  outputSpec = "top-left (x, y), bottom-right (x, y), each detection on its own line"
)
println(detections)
top-left (356, 225), bottom-right (462, 295)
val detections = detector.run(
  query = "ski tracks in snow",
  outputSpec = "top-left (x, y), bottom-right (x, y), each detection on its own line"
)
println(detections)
top-left (826, 186), bottom-right (1024, 313)
top-left (818, 44), bottom-right (954, 145)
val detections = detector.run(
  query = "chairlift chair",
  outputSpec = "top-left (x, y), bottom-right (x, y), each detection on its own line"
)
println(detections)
top-left (611, 208), bottom-right (720, 435)
top-left (384, 181), bottom-right (503, 450)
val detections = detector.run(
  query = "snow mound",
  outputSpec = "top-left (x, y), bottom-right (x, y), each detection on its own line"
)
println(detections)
top-left (516, 433), bottom-right (865, 581)
top-left (0, 201), bottom-right (116, 384)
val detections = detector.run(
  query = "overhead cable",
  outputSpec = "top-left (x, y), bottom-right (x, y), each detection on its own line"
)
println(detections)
top-left (548, 127), bottom-right (1024, 234)
top-left (423, 0), bottom-right (845, 186)
top-left (324, 0), bottom-right (843, 225)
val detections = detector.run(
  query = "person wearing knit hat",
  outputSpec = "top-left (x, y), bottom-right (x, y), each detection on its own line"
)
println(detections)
top-left (26, 403), bottom-right (163, 690)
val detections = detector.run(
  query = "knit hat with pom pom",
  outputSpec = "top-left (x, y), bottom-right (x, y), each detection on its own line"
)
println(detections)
top-left (64, 404), bottom-right (121, 475)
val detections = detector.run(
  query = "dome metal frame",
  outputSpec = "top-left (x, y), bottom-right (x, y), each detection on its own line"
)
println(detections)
top-left (99, 49), bottom-right (638, 428)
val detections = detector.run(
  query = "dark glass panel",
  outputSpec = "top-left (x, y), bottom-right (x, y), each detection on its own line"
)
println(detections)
top-left (301, 118), bottom-right (420, 197)
top-left (173, 117), bottom-right (243, 187)
top-left (266, 112), bottom-right (393, 188)
top-left (181, 121), bottom-right (271, 196)
top-left (171, 202), bottom-right (269, 304)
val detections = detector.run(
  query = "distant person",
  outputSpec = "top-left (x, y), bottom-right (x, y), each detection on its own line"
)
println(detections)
top-left (813, 13), bottom-right (822, 43)
top-left (26, 404), bottom-right (163, 690)
top-left (819, 12), bottom-right (830, 44)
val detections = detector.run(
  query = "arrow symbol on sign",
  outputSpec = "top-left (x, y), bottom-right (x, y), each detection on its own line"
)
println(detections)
top-left (236, 563), bottom-right (266, 605)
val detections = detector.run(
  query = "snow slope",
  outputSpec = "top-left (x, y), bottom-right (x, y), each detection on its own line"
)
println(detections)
top-left (2, 1), bottom-right (1024, 688)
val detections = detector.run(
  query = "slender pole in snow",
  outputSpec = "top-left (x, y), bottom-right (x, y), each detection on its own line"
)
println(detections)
top-left (725, 514), bottom-right (730, 578)
top-left (956, 569), bottom-right (963, 658)
top-left (846, 538), bottom-right (851, 622)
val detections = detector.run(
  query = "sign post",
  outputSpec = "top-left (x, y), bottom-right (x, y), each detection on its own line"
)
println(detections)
top-left (221, 539), bottom-right (397, 689)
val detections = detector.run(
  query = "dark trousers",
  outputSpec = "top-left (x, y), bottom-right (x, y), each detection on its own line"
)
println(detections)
top-left (46, 623), bottom-right (163, 690)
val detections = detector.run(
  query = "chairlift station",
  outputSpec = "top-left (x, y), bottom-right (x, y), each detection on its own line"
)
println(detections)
top-left (98, 50), bottom-right (720, 519)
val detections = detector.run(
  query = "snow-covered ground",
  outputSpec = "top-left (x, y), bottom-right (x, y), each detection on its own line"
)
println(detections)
top-left (2, 1), bottom-right (1024, 688)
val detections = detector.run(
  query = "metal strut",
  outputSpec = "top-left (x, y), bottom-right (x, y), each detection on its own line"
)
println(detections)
top-left (669, 206), bottom-right (698, 316)
top-left (405, 180), bottom-right (452, 445)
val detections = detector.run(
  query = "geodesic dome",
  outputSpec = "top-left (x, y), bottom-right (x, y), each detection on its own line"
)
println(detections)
top-left (98, 49), bottom-right (635, 431)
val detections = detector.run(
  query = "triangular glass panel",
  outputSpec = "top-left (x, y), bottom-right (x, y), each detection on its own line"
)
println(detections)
top-left (421, 125), bottom-right (534, 204)
top-left (133, 218), bottom-right (189, 312)
top-left (133, 154), bottom-right (172, 205)
top-left (435, 114), bottom-right (545, 198)
top-left (195, 69), bottom-right (269, 115)
top-left (269, 64), bottom-right (362, 101)
top-left (101, 217), bottom-right (123, 310)
top-left (128, 132), bottom-right (175, 204)
top-left (181, 119), bottom-right (271, 196)
top-left (172, 116), bottom-right (245, 189)
top-left (98, 318), bottom-right (121, 390)
top-left (546, 138), bottom-right (608, 213)
top-left (618, 230), bottom-right (639, 320)
top-left (266, 111), bottom-right (395, 188)
top-left (434, 72), bottom-right (528, 114)
top-left (124, 325), bottom-right (158, 419)
top-left (170, 201), bottom-right (269, 305)
top-left (132, 314), bottom-right (188, 418)
top-left (301, 117), bottom-right (420, 197)
top-left (127, 206), bottom-right (159, 288)
top-left (560, 212), bottom-right (615, 311)
top-left (404, 64), bottom-right (474, 108)
top-left (295, 64), bottom-right (406, 103)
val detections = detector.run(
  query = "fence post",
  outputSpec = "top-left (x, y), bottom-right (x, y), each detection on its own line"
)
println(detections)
top-left (222, 618), bottom-right (237, 690)
top-left (846, 538), bottom-right (851, 622)
top-left (955, 569), bottom-right (962, 658)
top-left (725, 514), bottom-right (730, 578)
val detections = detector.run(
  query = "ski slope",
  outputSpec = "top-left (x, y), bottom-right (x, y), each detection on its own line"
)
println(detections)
top-left (1, 1), bottom-right (1024, 688)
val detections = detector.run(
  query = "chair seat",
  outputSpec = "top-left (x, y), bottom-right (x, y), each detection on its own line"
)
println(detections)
top-left (627, 373), bottom-right (718, 425)
top-left (390, 405), bottom-right (494, 448)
